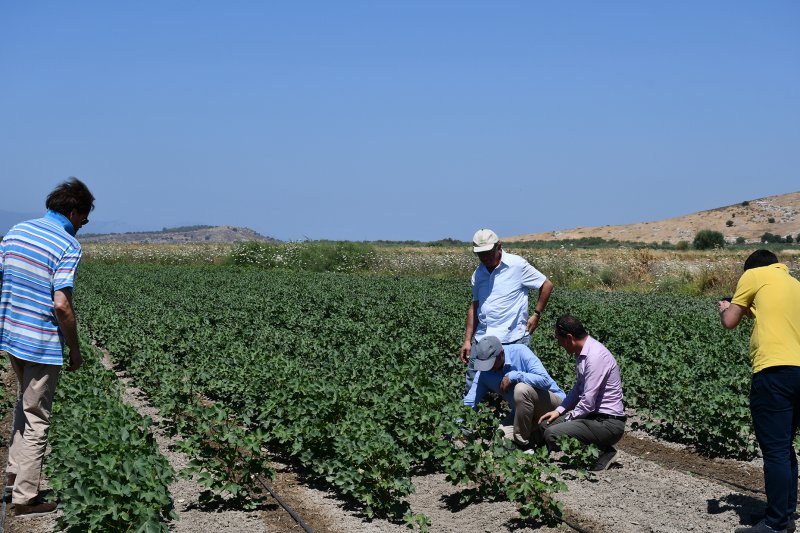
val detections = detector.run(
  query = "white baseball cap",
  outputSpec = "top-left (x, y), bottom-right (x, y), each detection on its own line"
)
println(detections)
top-left (472, 228), bottom-right (499, 252)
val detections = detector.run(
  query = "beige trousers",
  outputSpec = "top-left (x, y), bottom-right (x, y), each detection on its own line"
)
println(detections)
top-left (4, 351), bottom-right (60, 505)
top-left (511, 383), bottom-right (562, 448)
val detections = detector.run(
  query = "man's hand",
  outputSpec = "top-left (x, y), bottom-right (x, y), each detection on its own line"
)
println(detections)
top-left (66, 350), bottom-right (82, 372)
top-left (526, 314), bottom-right (541, 334)
top-left (539, 410), bottom-right (560, 425)
top-left (459, 341), bottom-right (471, 364)
top-left (500, 375), bottom-right (513, 394)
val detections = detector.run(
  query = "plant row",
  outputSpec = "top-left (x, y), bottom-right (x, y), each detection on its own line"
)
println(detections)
top-left (45, 338), bottom-right (175, 532)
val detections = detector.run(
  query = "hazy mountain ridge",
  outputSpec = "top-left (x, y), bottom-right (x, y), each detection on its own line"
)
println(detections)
top-left (505, 191), bottom-right (800, 244)
top-left (79, 225), bottom-right (277, 244)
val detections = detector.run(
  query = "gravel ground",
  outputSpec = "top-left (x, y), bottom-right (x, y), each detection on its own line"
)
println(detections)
top-left (1, 357), bottom-right (782, 533)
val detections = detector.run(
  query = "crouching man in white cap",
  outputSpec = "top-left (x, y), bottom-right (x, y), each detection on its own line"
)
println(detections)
top-left (464, 336), bottom-right (565, 450)
top-left (460, 228), bottom-right (553, 395)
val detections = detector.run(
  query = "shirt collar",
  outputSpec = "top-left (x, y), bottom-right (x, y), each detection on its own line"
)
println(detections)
top-left (577, 336), bottom-right (594, 358)
top-left (45, 210), bottom-right (77, 236)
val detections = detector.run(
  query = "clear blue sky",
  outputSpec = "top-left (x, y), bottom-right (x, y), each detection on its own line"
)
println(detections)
top-left (2, 2), bottom-right (798, 241)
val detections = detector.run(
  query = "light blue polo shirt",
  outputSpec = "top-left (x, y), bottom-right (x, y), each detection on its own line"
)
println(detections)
top-left (463, 343), bottom-right (565, 411)
top-left (471, 251), bottom-right (546, 343)
top-left (0, 211), bottom-right (82, 365)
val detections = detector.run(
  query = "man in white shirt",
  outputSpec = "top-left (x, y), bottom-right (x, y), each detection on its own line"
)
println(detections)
top-left (459, 228), bottom-right (553, 394)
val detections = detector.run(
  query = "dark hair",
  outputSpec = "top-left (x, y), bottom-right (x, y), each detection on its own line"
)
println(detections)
top-left (45, 178), bottom-right (95, 216)
top-left (555, 314), bottom-right (588, 339)
top-left (743, 249), bottom-right (778, 271)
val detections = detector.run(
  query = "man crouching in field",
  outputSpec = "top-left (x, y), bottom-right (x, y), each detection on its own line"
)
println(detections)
top-left (539, 315), bottom-right (626, 472)
top-left (1, 178), bottom-right (94, 518)
top-left (463, 336), bottom-right (565, 450)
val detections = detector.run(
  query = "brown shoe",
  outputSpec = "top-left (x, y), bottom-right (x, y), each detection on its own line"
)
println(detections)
top-left (15, 499), bottom-right (58, 518)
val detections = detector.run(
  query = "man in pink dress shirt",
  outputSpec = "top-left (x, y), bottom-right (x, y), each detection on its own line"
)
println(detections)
top-left (539, 314), bottom-right (626, 471)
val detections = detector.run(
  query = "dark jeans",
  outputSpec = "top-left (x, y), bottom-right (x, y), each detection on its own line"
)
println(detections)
top-left (750, 366), bottom-right (800, 531)
top-left (464, 334), bottom-right (530, 396)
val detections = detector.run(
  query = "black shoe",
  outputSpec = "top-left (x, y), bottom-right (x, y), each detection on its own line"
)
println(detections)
top-left (15, 498), bottom-right (58, 518)
top-left (786, 512), bottom-right (797, 533)
top-left (590, 447), bottom-right (618, 471)
top-left (735, 519), bottom-right (788, 533)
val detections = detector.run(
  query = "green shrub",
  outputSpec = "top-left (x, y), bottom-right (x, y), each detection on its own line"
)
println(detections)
top-left (762, 232), bottom-right (785, 244)
top-left (735, 236), bottom-right (746, 244)
top-left (693, 230), bottom-right (725, 250)
top-left (230, 241), bottom-right (375, 272)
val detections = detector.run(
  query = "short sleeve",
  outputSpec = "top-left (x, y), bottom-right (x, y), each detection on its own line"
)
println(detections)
top-left (520, 261), bottom-right (546, 290)
top-left (731, 270), bottom-right (757, 309)
top-left (53, 246), bottom-right (82, 292)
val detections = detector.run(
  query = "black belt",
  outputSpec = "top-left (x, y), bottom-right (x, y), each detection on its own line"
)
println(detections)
top-left (590, 413), bottom-right (627, 422)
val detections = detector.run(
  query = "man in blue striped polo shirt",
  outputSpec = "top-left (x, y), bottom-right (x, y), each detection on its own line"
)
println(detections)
top-left (1, 178), bottom-right (94, 518)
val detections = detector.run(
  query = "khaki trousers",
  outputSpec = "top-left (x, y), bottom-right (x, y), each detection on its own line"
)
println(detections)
top-left (4, 351), bottom-right (60, 505)
top-left (511, 383), bottom-right (562, 448)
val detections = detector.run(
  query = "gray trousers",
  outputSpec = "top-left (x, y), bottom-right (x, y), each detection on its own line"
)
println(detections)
top-left (464, 334), bottom-right (530, 395)
top-left (542, 413), bottom-right (625, 452)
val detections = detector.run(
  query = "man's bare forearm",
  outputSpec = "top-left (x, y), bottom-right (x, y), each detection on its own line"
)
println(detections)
top-left (54, 289), bottom-right (81, 358)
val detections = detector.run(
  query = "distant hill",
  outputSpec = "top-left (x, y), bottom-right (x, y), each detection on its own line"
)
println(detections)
top-left (80, 225), bottom-right (278, 244)
top-left (504, 191), bottom-right (800, 244)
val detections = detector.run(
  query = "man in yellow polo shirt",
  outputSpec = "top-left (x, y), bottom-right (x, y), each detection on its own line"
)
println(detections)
top-left (719, 249), bottom-right (800, 533)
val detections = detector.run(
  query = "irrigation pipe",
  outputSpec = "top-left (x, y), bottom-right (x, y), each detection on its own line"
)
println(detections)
top-left (255, 475), bottom-right (316, 533)
top-left (562, 517), bottom-right (593, 533)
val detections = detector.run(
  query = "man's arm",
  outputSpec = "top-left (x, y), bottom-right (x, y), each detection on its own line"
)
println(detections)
top-left (719, 300), bottom-right (748, 329)
top-left (459, 300), bottom-right (478, 363)
top-left (54, 288), bottom-right (82, 372)
top-left (505, 370), bottom-right (552, 390)
top-left (540, 360), bottom-right (576, 424)
top-left (526, 278), bottom-right (553, 334)
top-left (463, 372), bottom-right (488, 408)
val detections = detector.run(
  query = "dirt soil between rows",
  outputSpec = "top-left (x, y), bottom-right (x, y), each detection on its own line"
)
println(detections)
top-left (1, 354), bottom-right (792, 533)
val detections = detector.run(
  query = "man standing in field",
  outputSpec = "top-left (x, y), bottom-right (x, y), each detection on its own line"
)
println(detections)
top-left (1, 178), bottom-right (94, 517)
top-left (719, 249), bottom-right (800, 533)
top-left (463, 336), bottom-right (565, 449)
top-left (539, 314), bottom-right (626, 472)
top-left (460, 229), bottom-right (553, 394)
